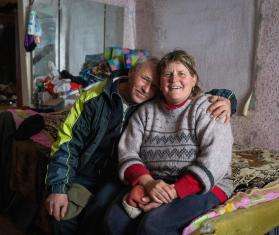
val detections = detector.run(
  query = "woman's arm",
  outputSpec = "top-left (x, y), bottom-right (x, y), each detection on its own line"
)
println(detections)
top-left (186, 95), bottom-right (234, 194)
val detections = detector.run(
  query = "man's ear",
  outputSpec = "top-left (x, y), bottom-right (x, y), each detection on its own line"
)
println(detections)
top-left (128, 67), bottom-right (135, 79)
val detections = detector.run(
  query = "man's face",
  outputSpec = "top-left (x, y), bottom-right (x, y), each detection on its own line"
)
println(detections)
top-left (129, 62), bottom-right (159, 104)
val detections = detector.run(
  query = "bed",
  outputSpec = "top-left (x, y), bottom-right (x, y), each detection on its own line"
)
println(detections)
top-left (1, 109), bottom-right (279, 235)
top-left (183, 146), bottom-right (279, 235)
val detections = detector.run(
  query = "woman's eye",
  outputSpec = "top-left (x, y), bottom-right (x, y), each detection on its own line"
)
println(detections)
top-left (178, 72), bottom-right (187, 77)
top-left (163, 73), bottom-right (172, 78)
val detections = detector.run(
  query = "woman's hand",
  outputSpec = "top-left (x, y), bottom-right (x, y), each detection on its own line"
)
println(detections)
top-left (207, 96), bottom-right (231, 123)
top-left (143, 179), bottom-right (177, 204)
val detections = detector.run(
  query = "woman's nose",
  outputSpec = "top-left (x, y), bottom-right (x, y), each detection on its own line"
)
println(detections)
top-left (170, 73), bottom-right (178, 83)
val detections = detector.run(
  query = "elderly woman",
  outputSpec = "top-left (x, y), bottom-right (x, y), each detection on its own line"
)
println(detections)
top-left (105, 50), bottom-right (233, 235)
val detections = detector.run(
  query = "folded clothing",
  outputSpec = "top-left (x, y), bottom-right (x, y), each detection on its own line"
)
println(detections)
top-left (14, 114), bottom-right (45, 140)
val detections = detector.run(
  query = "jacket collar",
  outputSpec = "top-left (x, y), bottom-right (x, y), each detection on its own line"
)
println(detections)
top-left (101, 76), bottom-right (130, 107)
top-left (104, 76), bottom-right (129, 97)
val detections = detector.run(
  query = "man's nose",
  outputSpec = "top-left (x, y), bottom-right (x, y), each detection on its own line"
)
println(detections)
top-left (142, 83), bottom-right (151, 93)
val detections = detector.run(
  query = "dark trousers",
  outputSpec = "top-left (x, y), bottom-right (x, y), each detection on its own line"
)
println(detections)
top-left (52, 181), bottom-right (127, 235)
top-left (105, 191), bottom-right (220, 235)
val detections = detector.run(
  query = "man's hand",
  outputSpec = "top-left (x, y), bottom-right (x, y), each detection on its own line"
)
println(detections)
top-left (143, 179), bottom-right (177, 204)
top-left (138, 201), bottom-right (162, 212)
top-left (45, 193), bottom-right (68, 221)
top-left (126, 185), bottom-right (149, 207)
top-left (207, 95), bottom-right (231, 124)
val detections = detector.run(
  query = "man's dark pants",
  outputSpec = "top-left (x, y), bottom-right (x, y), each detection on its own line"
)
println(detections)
top-left (52, 181), bottom-right (127, 235)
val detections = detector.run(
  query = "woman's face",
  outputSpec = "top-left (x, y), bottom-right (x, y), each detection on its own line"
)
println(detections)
top-left (160, 61), bottom-right (197, 104)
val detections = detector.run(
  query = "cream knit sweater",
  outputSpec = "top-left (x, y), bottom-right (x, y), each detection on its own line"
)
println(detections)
top-left (118, 94), bottom-right (234, 197)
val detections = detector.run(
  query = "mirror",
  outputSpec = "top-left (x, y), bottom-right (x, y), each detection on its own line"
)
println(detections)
top-left (61, 0), bottom-right (124, 75)
top-left (32, 0), bottom-right (124, 77)
top-left (32, 0), bottom-right (58, 78)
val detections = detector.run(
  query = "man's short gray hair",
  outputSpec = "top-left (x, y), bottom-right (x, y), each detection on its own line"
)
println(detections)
top-left (133, 57), bottom-right (159, 73)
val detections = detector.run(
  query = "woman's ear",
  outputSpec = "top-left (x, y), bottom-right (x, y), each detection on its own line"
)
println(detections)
top-left (191, 74), bottom-right (197, 87)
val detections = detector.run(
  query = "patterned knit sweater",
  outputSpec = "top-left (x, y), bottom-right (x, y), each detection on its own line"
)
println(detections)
top-left (118, 94), bottom-right (234, 197)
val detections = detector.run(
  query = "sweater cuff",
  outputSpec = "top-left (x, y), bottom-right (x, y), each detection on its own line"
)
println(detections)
top-left (211, 186), bottom-right (228, 204)
top-left (174, 174), bottom-right (202, 199)
top-left (124, 164), bottom-right (150, 186)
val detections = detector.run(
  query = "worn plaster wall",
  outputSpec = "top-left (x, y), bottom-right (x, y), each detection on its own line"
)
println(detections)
top-left (231, 0), bottom-right (279, 150)
top-left (136, 0), bottom-right (255, 108)
top-left (135, 0), bottom-right (279, 150)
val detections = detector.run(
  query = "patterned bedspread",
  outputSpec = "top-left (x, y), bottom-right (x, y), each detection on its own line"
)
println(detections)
top-left (232, 145), bottom-right (279, 192)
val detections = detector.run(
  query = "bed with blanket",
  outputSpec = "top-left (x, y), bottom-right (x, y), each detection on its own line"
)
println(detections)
top-left (183, 146), bottom-right (279, 235)
top-left (1, 109), bottom-right (279, 235)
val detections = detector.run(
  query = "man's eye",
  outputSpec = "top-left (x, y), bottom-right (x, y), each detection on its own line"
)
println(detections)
top-left (142, 76), bottom-right (150, 81)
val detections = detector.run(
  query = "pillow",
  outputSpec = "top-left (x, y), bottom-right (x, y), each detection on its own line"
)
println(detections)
top-left (105, 47), bottom-right (150, 73)
top-left (124, 49), bottom-right (150, 69)
top-left (107, 58), bottom-right (121, 72)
